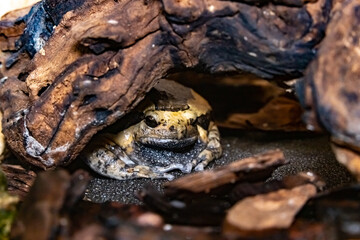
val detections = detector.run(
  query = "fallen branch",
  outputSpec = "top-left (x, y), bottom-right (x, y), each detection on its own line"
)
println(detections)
top-left (165, 149), bottom-right (286, 194)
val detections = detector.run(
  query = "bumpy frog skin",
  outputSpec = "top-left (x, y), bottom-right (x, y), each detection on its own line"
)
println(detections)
top-left (84, 79), bottom-right (222, 180)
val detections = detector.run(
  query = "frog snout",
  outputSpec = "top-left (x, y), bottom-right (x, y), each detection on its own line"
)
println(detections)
top-left (140, 136), bottom-right (198, 150)
top-left (167, 124), bottom-right (197, 139)
top-left (139, 124), bottom-right (199, 150)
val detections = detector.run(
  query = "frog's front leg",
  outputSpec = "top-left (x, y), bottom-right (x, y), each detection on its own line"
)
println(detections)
top-left (84, 133), bottom-right (175, 180)
top-left (190, 122), bottom-right (222, 171)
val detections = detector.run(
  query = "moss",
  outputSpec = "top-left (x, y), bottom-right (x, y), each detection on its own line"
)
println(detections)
top-left (0, 208), bottom-right (16, 240)
top-left (0, 169), bottom-right (18, 240)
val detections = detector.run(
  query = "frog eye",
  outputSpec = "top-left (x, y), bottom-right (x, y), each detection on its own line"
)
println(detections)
top-left (145, 115), bottom-right (159, 128)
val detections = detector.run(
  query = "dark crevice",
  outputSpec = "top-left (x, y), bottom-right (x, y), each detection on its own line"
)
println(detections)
top-left (81, 28), bottom-right (162, 55)
top-left (37, 84), bottom-right (50, 97)
top-left (119, 28), bottom-right (162, 50)
top-left (21, 90), bottom-right (30, 97)
top-left (18, 72), bottom-right (29, 82)
top-left (81, 38), bottom-right (124, 55)
top-left (39, 98), bottom-right (72, 156)
top-left (93, 108), bottom-right (113, 126)
top-left (80, 94), bottom-right (97, 107)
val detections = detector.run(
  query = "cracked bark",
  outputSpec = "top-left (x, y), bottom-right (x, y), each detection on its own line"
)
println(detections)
top-left (0, 0), bottom-right (331, 169)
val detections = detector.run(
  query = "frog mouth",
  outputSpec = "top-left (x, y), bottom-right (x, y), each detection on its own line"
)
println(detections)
top-left (139, 136), bottom-right (198, 150)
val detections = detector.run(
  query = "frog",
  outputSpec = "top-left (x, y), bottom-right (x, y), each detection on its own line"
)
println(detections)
top-left (83, 79), bottom-right (222, 180)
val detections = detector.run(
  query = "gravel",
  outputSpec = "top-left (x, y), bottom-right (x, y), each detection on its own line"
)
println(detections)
top-left (84, 129), bottom-right (354, 204)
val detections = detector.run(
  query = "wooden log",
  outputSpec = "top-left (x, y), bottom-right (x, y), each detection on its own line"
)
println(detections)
top-left (10, 168), bottom-right (218, 240)
top-left (299, 0), bottom-right (360, 178)
top-left (0, 0), bottom-right (331, 168)
top-left (10, 169), bottom-right (90, 240)
top-left (165, 149), bottom-right (286, 193)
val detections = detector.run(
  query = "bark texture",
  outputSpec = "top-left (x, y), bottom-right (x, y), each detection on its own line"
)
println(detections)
top-left (300, 0), bottom-right (360, 177)
top-left (0, 0), bottom-right (331, 168)
top-left (301, 0), bottom-right (360, 144)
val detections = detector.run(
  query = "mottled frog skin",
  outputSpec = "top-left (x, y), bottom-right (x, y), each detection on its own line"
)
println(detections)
top-left (84, 79), bottom-right (222, 180)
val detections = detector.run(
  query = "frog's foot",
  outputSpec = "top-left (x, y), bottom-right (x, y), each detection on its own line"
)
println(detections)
top-left (84, 142), bottom-right (175, 180)
top-left (190, 122), bottom-right (222, 171)
top-left (156, 163), bottom-right (192, 174)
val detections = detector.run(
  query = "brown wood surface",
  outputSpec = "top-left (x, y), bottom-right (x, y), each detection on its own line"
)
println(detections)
top-left (165, 149), bottom-right (286, 193)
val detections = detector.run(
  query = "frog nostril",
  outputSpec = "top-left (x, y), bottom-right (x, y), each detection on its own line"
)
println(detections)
top-left (145, 116), bottom-right (159, 128)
